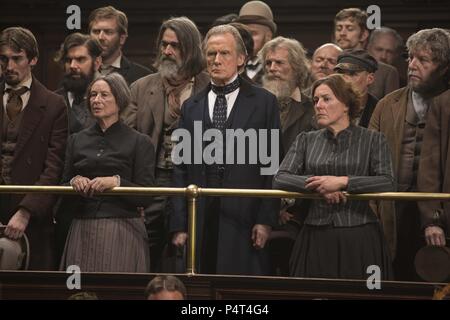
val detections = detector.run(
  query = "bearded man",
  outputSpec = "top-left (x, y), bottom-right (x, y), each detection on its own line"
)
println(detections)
top-left (121, 17), bottom-right (209, 272)
top-left (260, 36), bottom-right (314, 275)
top-left (369, 28), bottom-right (450, 281)
top-left (54, 33), bottom-right (101, 134)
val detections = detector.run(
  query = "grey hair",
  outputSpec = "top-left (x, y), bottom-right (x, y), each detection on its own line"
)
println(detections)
top-left (406, 28), bottom-right (450, 71)
top-left (154, 16), bottom-right (205, 78)
top-left (87, 73), bottom-right (130, 113)
top-left (369, 27), bottom-right (404, 52)
top-left (203, 24), bottom-right (247, 57)
top-left (259, 36), bottom-right (310, 89)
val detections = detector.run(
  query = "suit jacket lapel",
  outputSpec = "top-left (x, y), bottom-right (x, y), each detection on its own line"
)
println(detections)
top-left (15, 78), bottom-right (45, 158)
top-left (390, 87), bottom-right (409, 172)
top-left (146, 75), bottom-right (165, 136)
top-left (229, 79), bottom-right (256, 130)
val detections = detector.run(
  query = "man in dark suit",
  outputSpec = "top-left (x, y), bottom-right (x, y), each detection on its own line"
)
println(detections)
top-left (170, 24), bottom-right (280, 275)
top-left (0, 27), bottom-right (68, 270)
top-left (88, 6), bottom-right (153, 85)
top-left (121, 17), bottom-right (209, 272)
top-left (54, 33), bottom-right (101, 134)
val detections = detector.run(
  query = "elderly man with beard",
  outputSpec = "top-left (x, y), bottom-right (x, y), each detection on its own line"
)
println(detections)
top-left (121, 17), bottom-right (209, 272)
top-left (55, 33), bottom-right (102, 134)
top-left (259, 36), bottom-right (314, 275)
top-left (88, 6), bottom-right (152, 85)
top-left (369, 28), bottom-right (450, 281)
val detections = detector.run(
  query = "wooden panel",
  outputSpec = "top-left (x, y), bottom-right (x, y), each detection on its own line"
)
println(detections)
top-left (0, 271), bottom-right (444, 300)
top-left (1, 0), bottom-right (449, 90)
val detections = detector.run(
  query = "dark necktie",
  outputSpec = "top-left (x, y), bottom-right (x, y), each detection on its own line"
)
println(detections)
top-left (211, 77), bottom-right (240, 130)
top-left (5, 87), bottom-right (29, 121)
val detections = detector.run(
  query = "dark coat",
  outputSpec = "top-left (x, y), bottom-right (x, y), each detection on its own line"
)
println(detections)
top-left (117, 56), bottom-right (154, 85)
top-left (60, 121), bottom-right (155, 218)
top-left (169, 78), bottom-right (281, 275)
top-left (418, 89), bottom-right (450, 236)
top-left (281, 94), bottom-right (315, 152)
top-left (368, 61), bottom-right (400, 100)
top-left (0, 78), bottom-right (68, 270)
top-left (54, 87), bottom-right (95, 134)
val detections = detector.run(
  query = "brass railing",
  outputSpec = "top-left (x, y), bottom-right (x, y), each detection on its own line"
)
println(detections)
top-left (1, 185), bottom-right (449, 275)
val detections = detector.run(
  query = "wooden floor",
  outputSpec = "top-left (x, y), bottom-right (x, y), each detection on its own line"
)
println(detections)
top-left (0, 271), bottom-right (445, 300)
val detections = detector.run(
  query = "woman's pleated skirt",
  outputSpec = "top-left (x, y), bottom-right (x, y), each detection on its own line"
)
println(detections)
top-left (60, 217), bottom-right (150, 273)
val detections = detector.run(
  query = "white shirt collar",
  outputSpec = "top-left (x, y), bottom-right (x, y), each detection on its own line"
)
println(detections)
top-left (5, 74), bottom-right (32, 91)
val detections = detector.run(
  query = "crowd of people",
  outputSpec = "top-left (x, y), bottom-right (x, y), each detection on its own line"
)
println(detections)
top-left (0, 1), bottom-right (449, 283)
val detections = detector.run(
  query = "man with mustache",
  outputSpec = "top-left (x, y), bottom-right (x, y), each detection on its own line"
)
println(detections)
top-left (369, 28), bottom-right (450, 281)
top-left (260, 36), bottom-right (314, 275)
top-left (88, 6), bottom-right (152, 85)
top-left (333, 8), bottom-right (400, 100)
top-left (0, 27), bottom-right (68, 270)
top-left (54, 33), bottom-right (102, 134)
top-left (121, 17), bottom-right (209, 272)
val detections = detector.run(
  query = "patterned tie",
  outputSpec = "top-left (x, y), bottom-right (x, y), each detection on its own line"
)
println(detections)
top-left (5, 87), bottom-right (29, 121)
top-left (211, 77), bottom-right (240, 130)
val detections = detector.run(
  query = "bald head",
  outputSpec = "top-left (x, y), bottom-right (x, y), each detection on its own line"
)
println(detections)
top-left (310, 43), bottom-right (342, 81)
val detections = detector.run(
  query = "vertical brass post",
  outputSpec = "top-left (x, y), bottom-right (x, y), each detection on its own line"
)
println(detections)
top-left (186, 184), bottom-right (199, 275)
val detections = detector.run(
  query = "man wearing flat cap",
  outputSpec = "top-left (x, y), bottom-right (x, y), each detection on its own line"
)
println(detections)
top-left (334, 49), bottom-right (378, 127)
top-left (235, 0), bottom-right (276, 85)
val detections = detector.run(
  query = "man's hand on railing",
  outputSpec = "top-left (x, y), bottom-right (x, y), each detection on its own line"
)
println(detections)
top-left (5, 208), bottom-right (30, 239)
top-left (424, 226), bottom-right (446, 246)
top-left (172, 231), bottom-right (188, 247)
top-left (252, 224), bottom-right (271, 250)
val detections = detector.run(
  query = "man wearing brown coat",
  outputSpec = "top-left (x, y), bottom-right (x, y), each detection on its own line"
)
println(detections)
top-left (0, 27), bottom-right (68, 270)
top-left (418, 89), bottom-right (450, 247)
top-left (121, 17), bottom-right (209, 271)
top-left (369, 28), bottom-right (450, 280)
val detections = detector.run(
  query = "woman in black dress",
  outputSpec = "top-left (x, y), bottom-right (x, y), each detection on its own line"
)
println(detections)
top-left (60, 73), bottom-right (155, 272)
top-left (273, 74), bottom-right (394, 280)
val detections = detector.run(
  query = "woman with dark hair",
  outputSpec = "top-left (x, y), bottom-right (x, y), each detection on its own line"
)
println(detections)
top-left (60, 73), bottom-right (155, 272)
top-left (273, 74), bottom-right (394, 279)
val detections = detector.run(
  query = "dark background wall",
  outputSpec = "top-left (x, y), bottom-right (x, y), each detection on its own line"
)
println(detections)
top-left (1, 0), bottom-right (449, 90)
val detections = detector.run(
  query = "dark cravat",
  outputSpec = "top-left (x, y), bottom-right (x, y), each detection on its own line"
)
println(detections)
top-left (5, 87), bottom-right (29, 121)
top-left (211, 77), bottom-right (240, 130)
top-left (246, 62), bottom-right (260, 71)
